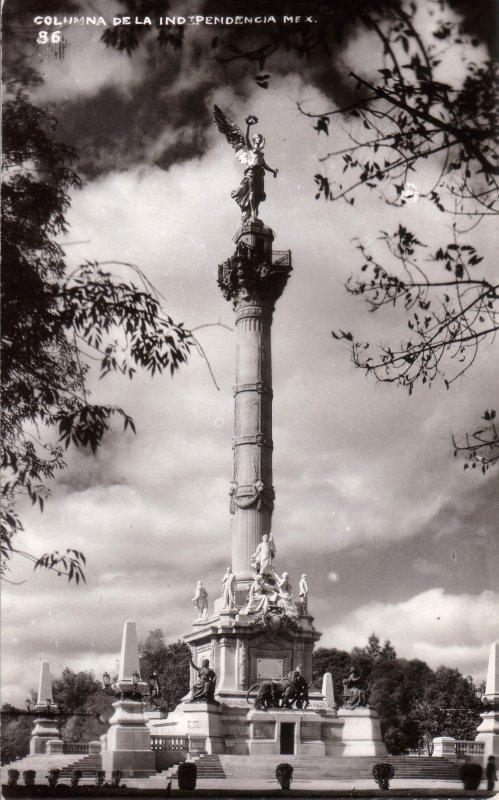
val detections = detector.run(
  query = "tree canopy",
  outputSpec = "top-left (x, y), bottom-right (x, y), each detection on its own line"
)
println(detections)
top-left (139, 629), bottom-right (191, 711)
top-left (313, 633), bottom-right (483, 753)
top-left (1, 88), bottom-right (195, 581)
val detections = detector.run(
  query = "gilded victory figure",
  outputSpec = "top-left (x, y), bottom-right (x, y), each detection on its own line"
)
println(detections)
top-left (213, 105), bottom-right (278, 221)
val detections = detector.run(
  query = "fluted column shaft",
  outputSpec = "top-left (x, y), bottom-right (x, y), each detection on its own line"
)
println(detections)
top-left (217, 219), bottom-right (291, 587)
top-left (232, 299), bottom-right (273, 578)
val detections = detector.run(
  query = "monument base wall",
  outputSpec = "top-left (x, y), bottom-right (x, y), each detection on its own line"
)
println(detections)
top-left (150, 702), bottom-right (385, 758)
top-left (337, 708), bottom-right (386, 756)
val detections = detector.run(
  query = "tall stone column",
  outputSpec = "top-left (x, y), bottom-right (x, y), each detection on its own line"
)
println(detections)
top-left (218, 219), bottom-right (291, 586)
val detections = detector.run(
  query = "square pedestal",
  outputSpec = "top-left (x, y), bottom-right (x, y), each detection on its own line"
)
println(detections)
top-left (102, 724), bottom-right (155, 777)
top-left (337, 708), bottom-right (386, 756)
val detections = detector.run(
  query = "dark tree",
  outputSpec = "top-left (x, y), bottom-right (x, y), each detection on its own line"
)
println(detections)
top-left (300, 5), bottom-right (498, 470)
top-left (52, 669), bottom-right (114, 745)
top-left (139, 630), bottom-right (191, 711)
top-left (313, 635), bottom-right (483, 752)
top-left (1, 89), bottom-right (194, 581)
top-left (0, 708), bottom-right (33, 765)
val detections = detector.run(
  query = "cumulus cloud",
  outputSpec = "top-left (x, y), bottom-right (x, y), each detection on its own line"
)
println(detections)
top-left (321, 588), bottom-right (499, 678)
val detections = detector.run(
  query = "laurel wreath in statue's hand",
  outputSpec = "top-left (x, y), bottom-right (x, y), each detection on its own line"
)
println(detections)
top-left (245, 115), bottom-right (258, 125)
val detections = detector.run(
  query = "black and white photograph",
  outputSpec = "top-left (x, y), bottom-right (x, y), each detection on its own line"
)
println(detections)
top-left (2, 0), bottom-right (498, 794)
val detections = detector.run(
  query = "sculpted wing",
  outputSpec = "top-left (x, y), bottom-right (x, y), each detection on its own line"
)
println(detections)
top-left (213, 105), bottom-right (249, 165)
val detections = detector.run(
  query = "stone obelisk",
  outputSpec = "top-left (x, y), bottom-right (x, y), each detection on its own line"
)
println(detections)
top-left (476, 641), bottom-right (499, 758)
top-left (218, 220), bottom-right (292, 588)
top-left (30, 661), bottom-right (61, 754)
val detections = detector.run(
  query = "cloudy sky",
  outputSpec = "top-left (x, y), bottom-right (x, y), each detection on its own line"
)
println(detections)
top-left (2, 0), bottom-right (498, 706)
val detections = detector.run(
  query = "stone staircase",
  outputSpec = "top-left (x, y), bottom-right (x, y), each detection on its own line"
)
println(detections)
top-left (1, 754), bottom-right (102, 785)
top-left (59, 754), bottom-right (102, 780)
top-left (218, 754), bottom-right (461, 781)
top-left (165, 754), bottom-right (226, 780)
top-left (0, 754), bottom-right (75, 784)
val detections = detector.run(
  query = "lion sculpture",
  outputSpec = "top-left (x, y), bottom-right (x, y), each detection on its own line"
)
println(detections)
top-left (246, 670), bottom-right (310, 710)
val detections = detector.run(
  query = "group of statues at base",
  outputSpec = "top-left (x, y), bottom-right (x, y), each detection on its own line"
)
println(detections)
top-left (185, 651), bottom-right (369, 712)
top-left (192, 534), bottom-right (309, 621)
top-left (245, 534), bottom-right (308, 618)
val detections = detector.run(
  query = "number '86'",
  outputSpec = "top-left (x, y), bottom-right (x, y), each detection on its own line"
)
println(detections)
top-left (37, 30), bottom-right (61, 44)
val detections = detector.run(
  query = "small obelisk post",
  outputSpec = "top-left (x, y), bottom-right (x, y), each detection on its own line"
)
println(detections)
top-left (30, 661), bottom-right (61, 754)
top-left (101, 621), bottom-right (155, 777)
top-left (476, 641), bottom-right (499, 759)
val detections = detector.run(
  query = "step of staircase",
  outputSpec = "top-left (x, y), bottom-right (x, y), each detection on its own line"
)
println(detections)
top-left (0, 754), bottom-right (75, 781)
top-left (218, 755), bottom-right (461, 781)
top-left (59, 754), bottom-right (102, 779)
top-left (166, 754), bottom-right (226, 780)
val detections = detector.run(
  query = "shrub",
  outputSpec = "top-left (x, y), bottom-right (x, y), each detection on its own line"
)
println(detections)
top-left (459, 762), bottom-right (482, 790)
top-left (177, 760), bottom-right (197, 791)
top-left (70, 769), bottom-right (83, 787)
top-left (372, 762), bottom-right (395, 790)
top-left (7, 769), bottom-right (20, 787)
top-left (46, 768), bottom-right (61, 788)
top-left (384, 728), bottom-right (408, 755)
top-left (23, 770), bottom-right (36, 786)
top-left (95, 770), bottom-right (105, 787)
top-left (111, 769), bottom-right (122, 787)
top-left (276, 762), bottom-right (294, 790)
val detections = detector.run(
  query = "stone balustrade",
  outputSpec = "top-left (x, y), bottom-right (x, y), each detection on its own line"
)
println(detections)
top-left (150, 735), bottom-right (188, 751)
top-left (455, 740), bottom-right (485, 756)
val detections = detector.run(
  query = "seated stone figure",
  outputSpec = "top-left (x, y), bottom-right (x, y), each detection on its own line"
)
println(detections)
top-left (342, 666), bottom-right (370, 709)
top-left (244, 574), bottom-right (278, 614)
top-left (188, 657), bottom-right (219, 705)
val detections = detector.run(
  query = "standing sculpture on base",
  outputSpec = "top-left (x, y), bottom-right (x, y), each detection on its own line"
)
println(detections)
top-left (213, 105), bottom-right (278, 221)
top-left (221, 566), bottom-right (237, 609)
top-left (192, 581), bottom-right (209, 621)
top-left (299, 574), bottom-right (309, 614)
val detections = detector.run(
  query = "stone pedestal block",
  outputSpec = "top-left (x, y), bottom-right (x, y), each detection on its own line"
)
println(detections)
top-left (30, 715), bottom-right (61, 754)
top-left (476, 712), bottom-right (499, 759)
top-left (433, 736), bottom-right (457, 758)
top-left (338, 708), bottom-right (387, 756)
top-left (101, 715), bottom-right (155, 778)
top-left (46, 739), bottom-right (64, 754)
top-left (156, 702), bottom-right (224, 754)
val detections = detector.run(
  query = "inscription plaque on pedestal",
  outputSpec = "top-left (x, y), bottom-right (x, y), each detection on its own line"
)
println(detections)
top-left (257, 657), bottom-right (283, 679)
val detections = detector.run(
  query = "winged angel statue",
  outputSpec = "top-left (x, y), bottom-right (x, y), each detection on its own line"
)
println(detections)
top-left (213, 106), bottom-right (278, 221)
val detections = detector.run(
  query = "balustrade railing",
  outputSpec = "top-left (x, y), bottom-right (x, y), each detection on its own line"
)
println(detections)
top-left (62, 743), bottom-right (90, 755)
top-left (455, 740), bottom-right (485, 756)
top-left (150, 735), bottom-right (188, 751)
